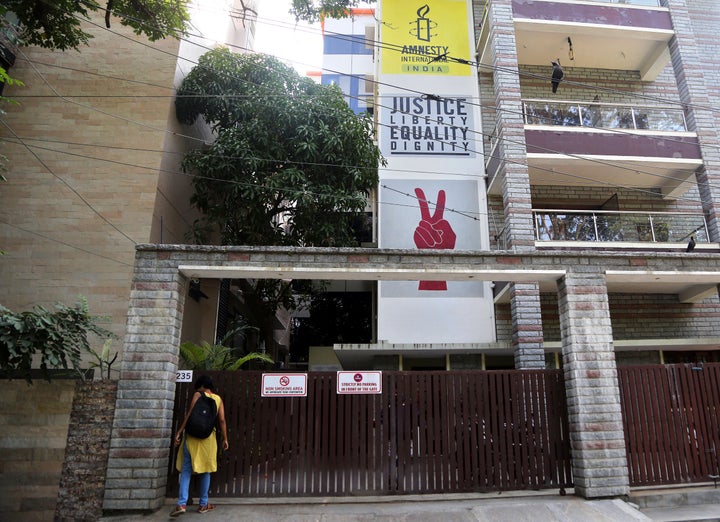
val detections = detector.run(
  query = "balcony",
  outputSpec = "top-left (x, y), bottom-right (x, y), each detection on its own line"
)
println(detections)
top-left (477, 0), bottom-right (673, 79)
top-left (533, 209), bottom-right (708, 245)
top-left (486, 99), bottom-right (703, 199)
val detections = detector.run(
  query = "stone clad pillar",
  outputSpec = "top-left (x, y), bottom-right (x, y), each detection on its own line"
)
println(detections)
top-left (557, 270), bottom-right (629, 498)
top-left (487, 0), bottom-right (545, 369)
top-left (103, 251), bottom-right (186, 511)
top-left (666, 0), bottom-right (720, 242)
top-left (510, 282), bottom-right (545, 369)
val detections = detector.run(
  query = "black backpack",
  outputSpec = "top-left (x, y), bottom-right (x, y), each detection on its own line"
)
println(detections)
top-left (185, 392), bottom-right (218, 439)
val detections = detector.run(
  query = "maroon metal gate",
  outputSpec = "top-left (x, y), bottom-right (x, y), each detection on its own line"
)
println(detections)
top-left (167, 370), bottom-right (572, 497)
top-left (618, 363), bottom-right (720, 487)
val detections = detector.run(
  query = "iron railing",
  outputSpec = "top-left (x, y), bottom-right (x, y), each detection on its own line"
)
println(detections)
top-left (533, 209), bottom-right (708, 243)
top-left (524, 99), bottom-right (687, 132)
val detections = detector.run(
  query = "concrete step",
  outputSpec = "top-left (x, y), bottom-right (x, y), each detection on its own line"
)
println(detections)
top-left (641, 503), bottom-right (720, 522)
top-left (630, 485), bottom-right (720, 509)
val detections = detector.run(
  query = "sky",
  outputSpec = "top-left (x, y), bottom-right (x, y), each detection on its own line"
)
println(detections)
top-left (253, 0), bottom-right (324, 76)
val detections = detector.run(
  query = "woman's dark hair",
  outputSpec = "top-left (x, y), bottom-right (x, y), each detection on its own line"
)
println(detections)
top-left (194, 374), bottom-right (214, 391)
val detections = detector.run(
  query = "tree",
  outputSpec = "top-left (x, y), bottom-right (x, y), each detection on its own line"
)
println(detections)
top-left (0, 297), bottom-right (116, 383)
top-left (176, 49), bottom-right (383, 358)
top-left (0, 0), bottom-right (189, 51)
top-left (290, 0), bottom-right (371, 23)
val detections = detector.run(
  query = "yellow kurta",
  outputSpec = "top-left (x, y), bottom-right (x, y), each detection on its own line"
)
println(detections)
top-left (176, 392), bottom-right (222, 474)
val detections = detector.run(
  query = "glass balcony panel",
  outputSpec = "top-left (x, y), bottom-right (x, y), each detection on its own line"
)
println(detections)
top-left (524, 100), bottom-right (687, 131)
top-left (642, 108), bottom-right (686, 132)
top-left (596, 0), bottom-right (660, 6)
top-left (650, 214), bottom-right (709, 243)
top-left (533, 210), bottom-right (708, 244)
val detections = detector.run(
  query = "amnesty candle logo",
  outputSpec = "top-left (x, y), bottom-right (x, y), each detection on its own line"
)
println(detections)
top-left (411, 5), bottom-right (436, 42)
top-left (381, 0), bottom-right (471, 76)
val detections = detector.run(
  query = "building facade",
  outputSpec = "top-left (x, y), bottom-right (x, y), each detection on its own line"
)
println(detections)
top-left (316, 0), bottom-right (720, 371)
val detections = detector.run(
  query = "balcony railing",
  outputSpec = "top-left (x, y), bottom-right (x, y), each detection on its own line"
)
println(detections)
top-left (533, 210), bottom-right (708, 244)
top-left (580, 0), bottom-right (661, 6)
top-left (524, 99), bottom-right (687, 132)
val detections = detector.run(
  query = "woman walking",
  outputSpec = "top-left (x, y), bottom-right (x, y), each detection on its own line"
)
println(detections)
top-left (170, 375), bottom-right (229, 516)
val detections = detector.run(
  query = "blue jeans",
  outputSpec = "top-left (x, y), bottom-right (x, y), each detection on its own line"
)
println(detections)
top-left (178, 441), bottom-right (210, 507)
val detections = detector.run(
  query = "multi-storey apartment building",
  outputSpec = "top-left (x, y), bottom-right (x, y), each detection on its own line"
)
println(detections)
top-left (477, 0), bottom-right (720, 367)
top-left (317, 0), bottom-right (720, 371)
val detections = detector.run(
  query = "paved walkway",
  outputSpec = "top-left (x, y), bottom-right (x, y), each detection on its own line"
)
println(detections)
top-left (101, 492), bottom-right (656, 522)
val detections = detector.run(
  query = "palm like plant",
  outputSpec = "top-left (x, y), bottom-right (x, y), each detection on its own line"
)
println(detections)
top-left (178, 321), bottom-right (274, 370)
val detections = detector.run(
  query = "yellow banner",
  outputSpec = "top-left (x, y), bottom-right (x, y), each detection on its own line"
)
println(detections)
top-left (381, 0), bottom-right (472, 76)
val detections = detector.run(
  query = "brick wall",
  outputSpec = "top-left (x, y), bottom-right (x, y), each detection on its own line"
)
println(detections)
top-left (0, 13), bottom-right (182, 356)
top-left (0, 379), bottom-right (76, 522)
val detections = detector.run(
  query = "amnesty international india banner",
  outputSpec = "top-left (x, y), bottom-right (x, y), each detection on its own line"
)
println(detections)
top-left (381, 0), bottom-right (472, 76)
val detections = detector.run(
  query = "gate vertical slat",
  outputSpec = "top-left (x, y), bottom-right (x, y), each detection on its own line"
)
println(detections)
top-left (707, 366), bottom-right (720, 476)
top-left (327, 374), bottom-right (337, 494)
top-left (445, 374), bottom-right (462, 491)
top-left (217, 372), bottom-right (236, 495)
top-left (382, 373), bottom-right (393, 493)
top-left (658, 367), bottom-right (680, 483)
top-left (640, 366), bottom-right (658, 484)
top-left (704, 366), bottom-right (720, 477)
top-left (297, 386), bottom-right (309, 495)
top-left (266, 391), bottom-right (280, 495)
top-left (487, 372), bottom-right (500, 490)
top-left (359, 389), bottom-right (370, 493)
top-left (503, 372), bottom-right (516, 489)
top-left (374, 387), bottom-right (385, 492)
top-left (350, 392), bottom-right (361, 493)
top-left (327, 374), bottom-right (338, 494)
top-left (312, 374), bottom-right (325, 495)
top-left (305, 374), bottom-right (322, 495)
top-left (415, 373), bottom-right (427, 492)
top-left (457, 372), bottom-right (469, 490)
top-left (318, 374), bottom-right (330, 494)
top-left (278, 393), bottom-right (291, 495)
top-left (680, 364), bottom-right (704, 480)
top-left (464, 373), bottom-right (479, 490)
top-left (477, 372), bottom-right (490, 490)
top-left (399, 372), bottom-right (412, 492)
top-left (350, 385), bottom-right (361, 493)
top-left (518, 374), bottom-right (530, 489)
top-left (525, 373), bottom-right (539, 488)
top-left (440, 373), bottom-right (457, 491)
top-left (687, 365), bottom-right (713, 477)
top-left (694, 365), bottom-right (715, 477)
top-left (461, 372), bottom-right (474, 490)
top-left (670, 366), bottom-right (693, 483)
top-left (651, 366), bottom-right (671, 484)
top-left (428, 373), bottom-right (441, 491)
top-left (541, 372), bottom-right (555, 488)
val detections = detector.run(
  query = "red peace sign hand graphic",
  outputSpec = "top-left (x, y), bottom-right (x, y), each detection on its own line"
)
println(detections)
top-left (413, 188), bottom-right (456, 291)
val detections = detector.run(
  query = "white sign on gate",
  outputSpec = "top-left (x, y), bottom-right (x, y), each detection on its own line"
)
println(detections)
top-left (337, 371), bottom-right (382, 394)
top-left (261, 373), bottom-right (308, 397)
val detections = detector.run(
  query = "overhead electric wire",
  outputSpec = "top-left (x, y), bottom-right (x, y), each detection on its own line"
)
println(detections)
top-left (6, 2), bottom-right (717, 220)
top-left (0, 135), bottom-right (489, 220)
top-left (50, 24), bottom-right (710, 194)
